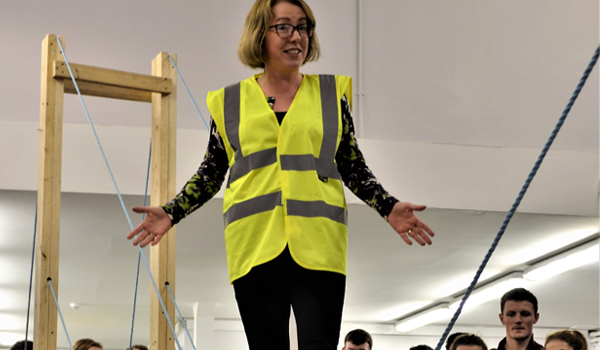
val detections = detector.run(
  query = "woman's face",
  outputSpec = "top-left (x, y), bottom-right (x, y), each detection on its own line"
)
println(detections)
top-left (263, 1), bottom-right (310, 75)
top-left (546, 340), bottom-right (574, 350)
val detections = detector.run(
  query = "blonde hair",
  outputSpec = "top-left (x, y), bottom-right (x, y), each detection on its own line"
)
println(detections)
top-left (545, 330), bottom-right (588, 350)
top-left (238, 0), bottom-right (321, 69)
top-left (73, 339), bottom-right (103, 350)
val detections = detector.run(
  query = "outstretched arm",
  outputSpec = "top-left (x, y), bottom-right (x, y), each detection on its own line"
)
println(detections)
top-left (336, 96), bottom-right (434, 245)
top-left (127, 118), bottom-right (229, 247)
top-left (387, 202), bottom-right (434, 246)
top-left (161, 118), bottom-right (229, 225)
top-left (127, 206), bottom-right (172, 247)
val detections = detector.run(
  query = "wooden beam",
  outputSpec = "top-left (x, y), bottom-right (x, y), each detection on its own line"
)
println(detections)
top-left (53, 60), bottom-right (172, 94)
top-left (149, 52), bottom-right (177, 350)
top-left (64, 79), bottom-right (152, 102)
top-left (35, 34), bottom-right (64, 350)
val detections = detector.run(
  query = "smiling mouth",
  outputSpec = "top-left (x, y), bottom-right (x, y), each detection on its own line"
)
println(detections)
top-left (285, 49), bottom-right (301, 55)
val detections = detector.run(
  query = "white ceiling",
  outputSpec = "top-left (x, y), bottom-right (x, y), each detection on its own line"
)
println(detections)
top-left (1, 1), bottom-right (597, 150)
top-left (0, 0), bottom-right (598, 349)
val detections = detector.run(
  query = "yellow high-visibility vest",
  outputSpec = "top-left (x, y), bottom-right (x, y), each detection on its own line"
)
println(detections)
top-left (208, 74), bottom-right (353, 283)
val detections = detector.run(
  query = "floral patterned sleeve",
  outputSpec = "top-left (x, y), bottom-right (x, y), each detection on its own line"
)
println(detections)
top-left (336, 95), bottom-right (399, 219)
top-left (161, 118), bottom-right (229, 225)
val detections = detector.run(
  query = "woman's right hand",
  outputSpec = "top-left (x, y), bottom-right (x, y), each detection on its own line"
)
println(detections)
top-left (126, 206), bottom-right (172, 247)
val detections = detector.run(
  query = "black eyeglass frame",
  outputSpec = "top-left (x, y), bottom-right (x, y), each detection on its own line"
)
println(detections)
top-left (267, 23), bottom-right (314, 39)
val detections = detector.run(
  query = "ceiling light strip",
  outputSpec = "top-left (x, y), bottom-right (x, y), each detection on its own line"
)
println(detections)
top-left (394, 238), bottom-right (599, 334)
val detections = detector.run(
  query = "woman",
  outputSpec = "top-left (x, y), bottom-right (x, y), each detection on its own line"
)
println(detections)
top-left (545, 330), bottom-right (588, 350)
top-left (127, 0), bottom-right (434, 349)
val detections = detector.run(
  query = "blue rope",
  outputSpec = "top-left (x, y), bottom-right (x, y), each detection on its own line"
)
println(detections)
top-left (433, 44), bottom-right (599, 350)
top-left (55, 39), bottom-right (134, 230)
top-left (55, 37), bottom-right (183, 350)
top-left (129, 253), bottom-right (142, 350)
top-left (165, 55), bottom-right (212, 350)
top-left (135, 243), bottom-right (184, 350)
top-left (129, 140), bottom-right (152, 350)
top-left (24, 198), bottom-right (38, 350)
top-left (165, 283), bottom-right (198, 350)
top-left (167, 53), bottom-right (210, 130)
top-left (47, 278), bottom-right (75, 350)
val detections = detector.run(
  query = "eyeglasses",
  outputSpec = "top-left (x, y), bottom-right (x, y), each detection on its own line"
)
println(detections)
top-left (268, 23), bottom-right (313, 39)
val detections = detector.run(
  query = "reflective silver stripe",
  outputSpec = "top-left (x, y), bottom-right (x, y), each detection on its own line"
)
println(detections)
top-left (224, 82), bottom-right (241, 154)
top-left (280, 154), bottom-right (316, 171)
top-left (224, 192), bottom-right (282, 226)
top-left (229, 147), bottom-right (277, 184)
top-left (224, 82), bottom-right (242, 189)
top-left (278, 75), bottom-right (340, 179)
top-left (316, 75), bottom-right (340, 180)
top-left (287, 199), bottom-right (347, 225)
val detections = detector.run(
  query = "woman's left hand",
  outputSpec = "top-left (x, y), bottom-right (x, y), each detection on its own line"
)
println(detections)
top-left (387, 202), bottom-right (435, 246)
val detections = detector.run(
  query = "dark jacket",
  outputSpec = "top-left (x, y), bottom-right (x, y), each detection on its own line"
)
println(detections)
top-left (496, 336), bottom-right (543, 350)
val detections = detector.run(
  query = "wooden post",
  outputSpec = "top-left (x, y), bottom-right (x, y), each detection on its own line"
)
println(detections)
top-left (150, 52), bottom-right (177, 350)
top-left (36, 34), bottom-right (179, 350)
top-left (34, 34), bottom-right (65, 350)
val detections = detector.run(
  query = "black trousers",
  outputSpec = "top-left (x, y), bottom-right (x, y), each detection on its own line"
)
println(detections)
top-left (233, 247), bottom-right (346, 350)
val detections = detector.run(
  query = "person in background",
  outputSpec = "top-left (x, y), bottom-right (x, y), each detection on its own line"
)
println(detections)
top-left (410, 345), bottom-right (433, 350)
top-left (545, 330), bottom-right (588, 350)
top-left (73, 338), bottom-right (103, 350)
top-left (447, 333), bottom-right (468, 350)
top-left (10, 340), bottom-right (33, 350)
top-left (450, 334), bottom-right (488, 350)
top-left (342, 329), bottom-right (373, 350)
top-left (497, 288), bottom-right (542, 350)
top-left (130, 345), bottom-right (149, 350)
top-left (446, 332), bottom-right (467, 350)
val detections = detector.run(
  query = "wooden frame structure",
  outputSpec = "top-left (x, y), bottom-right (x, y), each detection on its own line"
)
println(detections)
top-left (36, 34), bottom-right (178, 350)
